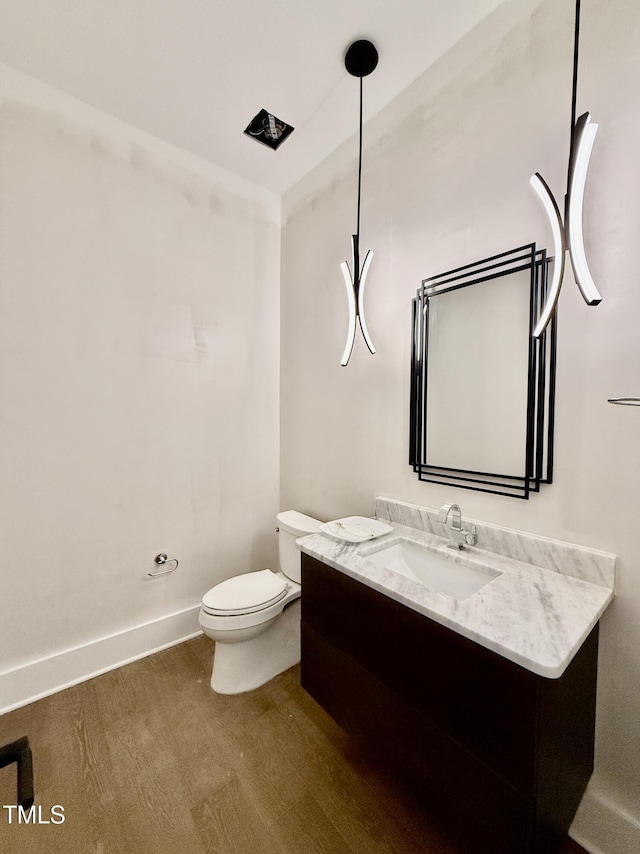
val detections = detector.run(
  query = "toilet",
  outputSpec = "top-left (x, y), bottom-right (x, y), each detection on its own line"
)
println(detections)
top-left (199, 510), bottom-right (322, 694)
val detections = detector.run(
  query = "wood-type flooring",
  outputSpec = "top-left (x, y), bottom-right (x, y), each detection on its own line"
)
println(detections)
top-left (0, 636), bottom-right (589, 854)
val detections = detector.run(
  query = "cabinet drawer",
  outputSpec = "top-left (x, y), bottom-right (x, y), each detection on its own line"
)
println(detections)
top-left (302, 553), bottom-right (538, 795)
top-left (302, 622), bottom-right (534, 854)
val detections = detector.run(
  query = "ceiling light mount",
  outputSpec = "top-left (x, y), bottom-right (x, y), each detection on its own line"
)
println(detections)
top-left (340, 39), bottom-right (378, 367)
top-left (344, 39), bottom-right (379, 78)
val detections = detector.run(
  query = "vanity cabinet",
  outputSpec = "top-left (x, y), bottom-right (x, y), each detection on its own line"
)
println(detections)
top-left (301, 553), bottom-right (598, 854)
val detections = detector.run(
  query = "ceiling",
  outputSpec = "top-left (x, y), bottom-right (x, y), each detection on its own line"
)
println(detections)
top-left (0, 0), bottom-right (508, 195)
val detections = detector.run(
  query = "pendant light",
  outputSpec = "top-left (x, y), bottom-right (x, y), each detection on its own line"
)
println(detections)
top-left (531, 0), bottom-right (602, 339)
top-left (340, 39), bottom-right (378, 366)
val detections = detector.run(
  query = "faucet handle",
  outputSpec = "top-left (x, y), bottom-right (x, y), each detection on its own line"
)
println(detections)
top-left (464, 524), bottom-right (478, 547)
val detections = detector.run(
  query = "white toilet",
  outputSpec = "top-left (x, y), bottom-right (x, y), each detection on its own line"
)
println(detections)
top-left (198, 510), bottom-right (322, 694)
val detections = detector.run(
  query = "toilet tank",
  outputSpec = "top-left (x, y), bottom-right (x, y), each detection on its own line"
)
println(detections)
top-left (277, 510), bottom-right (322, 584)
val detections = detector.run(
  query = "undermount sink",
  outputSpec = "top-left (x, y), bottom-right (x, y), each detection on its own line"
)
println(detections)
top-left (365, 538), bottom-right (501, 601)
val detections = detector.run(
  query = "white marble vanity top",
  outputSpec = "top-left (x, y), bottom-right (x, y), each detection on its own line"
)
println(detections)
top-left (298, 507), bottom-right (616, 679)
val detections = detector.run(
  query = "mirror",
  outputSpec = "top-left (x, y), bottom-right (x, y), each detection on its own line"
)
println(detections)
top-left (410, 244), bottom-right (555, 499)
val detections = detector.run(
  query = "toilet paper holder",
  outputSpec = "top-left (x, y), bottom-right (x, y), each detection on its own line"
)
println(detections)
top-left (148, 553), bottom-right (180, 577)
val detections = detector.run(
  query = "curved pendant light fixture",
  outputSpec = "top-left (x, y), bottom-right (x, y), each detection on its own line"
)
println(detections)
top-left (531, 0), bottom-right (602, 339)
top-left (340, 39), bottom-right (378, 366)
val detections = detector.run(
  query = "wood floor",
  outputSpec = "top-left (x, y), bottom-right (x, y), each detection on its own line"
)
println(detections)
top-left (0, 636), bottom-right (588, 854)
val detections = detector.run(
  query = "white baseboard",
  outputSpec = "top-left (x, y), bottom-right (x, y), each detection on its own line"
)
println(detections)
top-left (0, 605), bottom-right (203, 715)
top-left (571, 777), bottom-right (640, 854)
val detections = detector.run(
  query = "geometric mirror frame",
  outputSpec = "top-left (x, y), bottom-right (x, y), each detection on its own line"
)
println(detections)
top-left (410, 243), bottom-right (556, 499)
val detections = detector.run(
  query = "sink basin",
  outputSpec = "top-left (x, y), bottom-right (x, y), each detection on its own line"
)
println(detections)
top-left (365, 538), bottom-right (501, 600)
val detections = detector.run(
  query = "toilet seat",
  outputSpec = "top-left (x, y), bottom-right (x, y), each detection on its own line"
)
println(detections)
top-left (201, 569), bottom-right (289, 616)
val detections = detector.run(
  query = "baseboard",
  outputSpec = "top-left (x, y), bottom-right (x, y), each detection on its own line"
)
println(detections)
top-left (0, 605), bottom-right (202, 715)
top-left (571, 777), bottom-right (640, 854)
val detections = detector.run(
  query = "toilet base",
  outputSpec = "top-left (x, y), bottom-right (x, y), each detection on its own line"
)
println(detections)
top-left (210, 599), bottom-right (301, 694)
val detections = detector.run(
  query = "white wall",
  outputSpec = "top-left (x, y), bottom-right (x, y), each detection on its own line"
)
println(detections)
top-left (281, 0), bottom-right (640, 851)
top-left (0, 65), bottom-right (280, 709)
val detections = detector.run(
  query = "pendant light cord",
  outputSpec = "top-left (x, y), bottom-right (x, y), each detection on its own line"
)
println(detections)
top-left (568, 0), bottom-right (581, 180)
top-left (355, 75), bottom-right (364, 274)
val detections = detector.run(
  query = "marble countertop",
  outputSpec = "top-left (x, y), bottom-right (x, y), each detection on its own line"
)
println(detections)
top-left (298, 520), bottom-right (615, 678)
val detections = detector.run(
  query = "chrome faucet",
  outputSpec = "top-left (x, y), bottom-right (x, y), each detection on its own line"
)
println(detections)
top-left (437, 503), bottom-right (478, 550)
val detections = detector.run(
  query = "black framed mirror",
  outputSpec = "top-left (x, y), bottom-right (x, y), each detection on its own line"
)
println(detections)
top-left (409, 244), bottom-right (556, 499)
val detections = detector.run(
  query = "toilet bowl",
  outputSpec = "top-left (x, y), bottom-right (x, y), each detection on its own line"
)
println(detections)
top-left (199, 510), bottom-right (322, 694)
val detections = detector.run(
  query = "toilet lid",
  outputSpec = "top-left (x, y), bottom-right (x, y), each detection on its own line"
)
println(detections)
top-left (202, 569), bottom-right (288, 616)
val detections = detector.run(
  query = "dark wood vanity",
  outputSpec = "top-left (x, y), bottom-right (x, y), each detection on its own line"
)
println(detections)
top-left (301, 552), bottom-right (598, 854)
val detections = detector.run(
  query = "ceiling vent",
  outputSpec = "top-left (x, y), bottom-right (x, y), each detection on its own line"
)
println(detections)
top-left (244, 109), bottom-right (294, 150)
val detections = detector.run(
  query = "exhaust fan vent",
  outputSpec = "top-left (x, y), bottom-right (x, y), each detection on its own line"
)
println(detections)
top-left (244, 109), bottom-right (294, 150)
